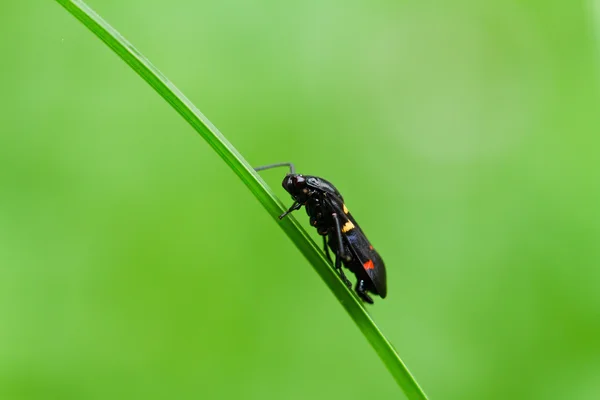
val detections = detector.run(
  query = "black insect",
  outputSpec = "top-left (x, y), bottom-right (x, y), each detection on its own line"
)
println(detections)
top-left (255, 162), bottom-right (387, 304)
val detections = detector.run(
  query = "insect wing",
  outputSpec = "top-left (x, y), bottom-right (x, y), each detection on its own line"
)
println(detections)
top-left (328, 198), bottom-right (387, 297)
top-left (344, 227), bottom-right (387, 298)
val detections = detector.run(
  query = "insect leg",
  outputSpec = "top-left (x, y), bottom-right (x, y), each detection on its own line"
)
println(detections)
top-left (331, 213), bottom-right (345, 258)
top-left (335, 252), bottom-right (352, 288)
top-left (323, 236), bottom-right (333, 263)
top-left (279, 201), bottom-right (302, 219)
top-left (356, 279), bottom-right (374, 304)
top-left (332, 213), bottom-right (352, 288)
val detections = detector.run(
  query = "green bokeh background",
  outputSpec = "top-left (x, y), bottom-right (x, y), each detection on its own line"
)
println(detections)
top-left (2, 1), bottom-right (600, 399)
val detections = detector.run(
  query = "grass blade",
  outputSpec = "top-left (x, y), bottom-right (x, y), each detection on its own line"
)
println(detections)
top-left (54, 1), bottom-right (428, 398)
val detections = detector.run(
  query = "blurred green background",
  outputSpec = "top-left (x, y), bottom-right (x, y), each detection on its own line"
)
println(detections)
top-left (1, 1), bottom-right (600, 399)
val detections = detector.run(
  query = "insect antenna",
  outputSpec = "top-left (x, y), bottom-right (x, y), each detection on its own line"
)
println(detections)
top-left (255, 162), bottom-right (296, 174)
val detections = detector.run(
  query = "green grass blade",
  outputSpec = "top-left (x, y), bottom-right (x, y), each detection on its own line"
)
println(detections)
top-left (54, 1), bottom-right (428, 398)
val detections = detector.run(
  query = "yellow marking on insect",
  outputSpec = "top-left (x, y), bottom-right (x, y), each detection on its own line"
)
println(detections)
top-left (343, 204), bottom-right (349, 214)
top-left (341, 220), bottom-right (355, 233)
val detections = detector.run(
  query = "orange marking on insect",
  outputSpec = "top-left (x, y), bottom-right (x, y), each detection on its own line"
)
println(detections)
top-left (369, 245), bottom-right (373, 250)
top-left (341, 220), bottom-right (355, 233)
top-left (363, 260), bottom-right (374, 270)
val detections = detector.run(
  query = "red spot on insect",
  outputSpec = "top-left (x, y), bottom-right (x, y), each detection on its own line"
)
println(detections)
top-left (363, 260), bottom-right (374, 270)
top-left (369, 245), bottom-right (373, 250)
